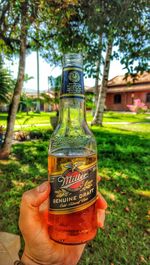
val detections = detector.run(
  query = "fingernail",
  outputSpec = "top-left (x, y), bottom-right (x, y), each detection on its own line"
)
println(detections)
top-left (37, 182), bottom-right (48, 193)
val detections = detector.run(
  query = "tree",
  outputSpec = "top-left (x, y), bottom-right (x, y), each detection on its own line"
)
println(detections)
top-left (48, 75), bottom-right (61, 113)
top-left (92, 37), bottom-right (113, 125)
top-left (0, 56), bottom-right (14, 104)
top-left (23, 73), bottom-right (34, 84)
top-left (93, 35), bottom-right (103, 107)
top-left (97, 0), bottom-right (150, 126)
top-left (0, 0), bottom-right (39, 158)
top-left (0, 0), bottom-right (79, 158)
top-left (118, 2), bottom-right (150, 75)
top-left (36, 48), bottom-right (40, 113)
top-left (20, 93), bottom-right (34, 114)
top-left (80, 0), bottom-right (150, 126)
top-left (0, 0), bottom-right (149, 158)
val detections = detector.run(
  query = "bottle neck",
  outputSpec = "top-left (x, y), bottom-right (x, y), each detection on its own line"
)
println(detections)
top-left (60, 65), bottom-right (84, 97)
top-left (59, 63), bottom-right (86, 126)
top-left (58, 97), bottom-right (86, 126)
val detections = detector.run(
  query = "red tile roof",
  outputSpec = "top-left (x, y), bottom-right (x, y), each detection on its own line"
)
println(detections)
top-left (85, 72), bottom-right (150, 93)
top-left (108, 72), bottom-right (150, 87)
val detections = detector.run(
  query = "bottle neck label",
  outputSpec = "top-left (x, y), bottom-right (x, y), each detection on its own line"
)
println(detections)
top-left (60, 66), bottom-right (84, 100)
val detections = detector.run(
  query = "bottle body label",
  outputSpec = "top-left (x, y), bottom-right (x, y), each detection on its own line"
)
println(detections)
top-left (61, 66), bottom-right (84, 99)
top-left (48, 154), bottom-right (97, 214)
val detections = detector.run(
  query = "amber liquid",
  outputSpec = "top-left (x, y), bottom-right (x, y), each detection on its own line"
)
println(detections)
top-left (48, 152), bottom-right (97, 245)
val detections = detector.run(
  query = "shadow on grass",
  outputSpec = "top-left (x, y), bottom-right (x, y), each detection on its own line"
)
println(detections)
top-left (80, 126), bottom-right (150, 265)
top-left (0, 133), bottom-right (52, 234)
top-left (0, 126), bottom-right (149, 264)
top-left (0, 113), bottom-right (9, 121)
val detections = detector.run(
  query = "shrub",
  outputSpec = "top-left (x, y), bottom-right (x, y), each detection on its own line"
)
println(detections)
top-left (127, 99), bottom-right (148, 114)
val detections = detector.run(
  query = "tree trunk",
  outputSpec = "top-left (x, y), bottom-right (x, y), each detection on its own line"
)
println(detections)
top-left (91, 39), bottom-right (113, 126)
top-left (94, 59), bottom-right (101, 104)
top-left (36, 48), bottom-right (41, 113)
top-left (94, 35), bottom-right (102, 105)
top-left (0, 8), bottom-right (27, 159)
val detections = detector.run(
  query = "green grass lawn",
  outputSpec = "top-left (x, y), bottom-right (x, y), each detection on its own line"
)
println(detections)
top-left (0, 111), bottom-right (150, 128)
top-left (0, 111), bottom-right (56, 127)
top-left (86, 111), bottom-right (150, 123)
top-left (0, 120), bottom-right (150, 264)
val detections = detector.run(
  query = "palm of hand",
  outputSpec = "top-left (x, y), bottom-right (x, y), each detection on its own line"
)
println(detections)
top-left (23, 211), bottom-right (85, 265)
top-left (20, 182), bottom-right (106, 265)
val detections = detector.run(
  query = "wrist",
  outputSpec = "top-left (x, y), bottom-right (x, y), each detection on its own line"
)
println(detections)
top-left (21, 252), bottom-right (48, 265)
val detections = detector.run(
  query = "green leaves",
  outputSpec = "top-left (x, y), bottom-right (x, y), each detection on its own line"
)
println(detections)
top-left (0, 56), bottom-right (14, 103)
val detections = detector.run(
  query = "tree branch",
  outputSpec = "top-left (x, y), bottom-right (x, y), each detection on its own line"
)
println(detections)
top-left (0, 1), bottom-right (10, 25)
top-left (0, 33), bottom-right (20, 50)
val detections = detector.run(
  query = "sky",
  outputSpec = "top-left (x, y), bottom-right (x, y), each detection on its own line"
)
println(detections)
top-left (7, 51), bottom-right (127, 93)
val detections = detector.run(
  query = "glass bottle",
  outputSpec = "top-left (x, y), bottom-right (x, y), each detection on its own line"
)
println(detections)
top-left (48, 53), bottom-right (98, 244)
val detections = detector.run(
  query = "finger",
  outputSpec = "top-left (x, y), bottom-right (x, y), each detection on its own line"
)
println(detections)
top-left (97, 209), bottom-right (105, 228)
top-left (21, 181), bottom-right (50, 208)
top-left (96, 192), bottom-right (107, 210)
top-left (39, 197), bottom-right (49, 213)
top-left (19, 182), bottom-right (50, 230)
top-left (39, 198), bottom-right (49, 222)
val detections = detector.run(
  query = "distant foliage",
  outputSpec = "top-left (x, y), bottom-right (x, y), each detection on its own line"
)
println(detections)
top-left (85, 94), bottom-right (93, 110)
top-left (0, 56), bottom-right (14, 103)
top-left (127, 99), bottom-right (148, 114)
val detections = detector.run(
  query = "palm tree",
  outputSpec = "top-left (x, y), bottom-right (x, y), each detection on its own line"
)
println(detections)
top-left (48, 75), bottom-right (61, 129)
top-left (0, 56), bottom-right (14, 104)
top-left (48, 75), bottom-right (61, 111)
top-left (20, 93), bottom-right (34, 115)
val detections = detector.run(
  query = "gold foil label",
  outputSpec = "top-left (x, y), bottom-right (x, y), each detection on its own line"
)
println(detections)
top-left (49, 162), bottom-right (97, 214)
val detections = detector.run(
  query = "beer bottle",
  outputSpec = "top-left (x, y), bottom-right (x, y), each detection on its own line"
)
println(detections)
top-left (48, 53), bottom-right (98, 244)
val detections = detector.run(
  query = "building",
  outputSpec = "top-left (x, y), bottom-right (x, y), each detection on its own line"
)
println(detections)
top-left (86, 72), bottom-right (150, 111)
top-left (106, 72), bottom-right (150, 111)
top-left (26, 91), bottom-right (55, 112)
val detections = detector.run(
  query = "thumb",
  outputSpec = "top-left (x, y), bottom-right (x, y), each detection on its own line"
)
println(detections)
top-left (19, 181), bottom-right (50, 232)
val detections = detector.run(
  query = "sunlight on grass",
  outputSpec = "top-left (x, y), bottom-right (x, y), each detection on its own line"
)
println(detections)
top-left (23, 125), bottom-right (52, 132)
top-left (107, 123), bottom-right (150, 134)
top-left (20, 164), bottom-right (30, 174)
top-left (98, 168), bottom-right (112, 180)
top-left (0, 111), bottom-right (150, 265)
top-left (98, 168), bottom-right (128, 180)
top-left (133, 189), bottom-right (150, 198)
top-left (0, 159), bottom-right (10, 165)
top-left (99, 188), bottom-right (117, 201)
top-left (12, 180), bottom-right (25, 188)
top-left (113, 171), bottom-right (129, 180)
top-left (34, 163), bottom-right (47, 175)
top-left (86, 111), bottom-right (150, 123)
top-left (0, 111), bottom-right (55, 127)
top-left (1, 111), bottom-right (150, 127)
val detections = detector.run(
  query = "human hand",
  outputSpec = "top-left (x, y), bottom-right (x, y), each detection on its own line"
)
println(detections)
top-left (19, 181), bottom-right (107, 265)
